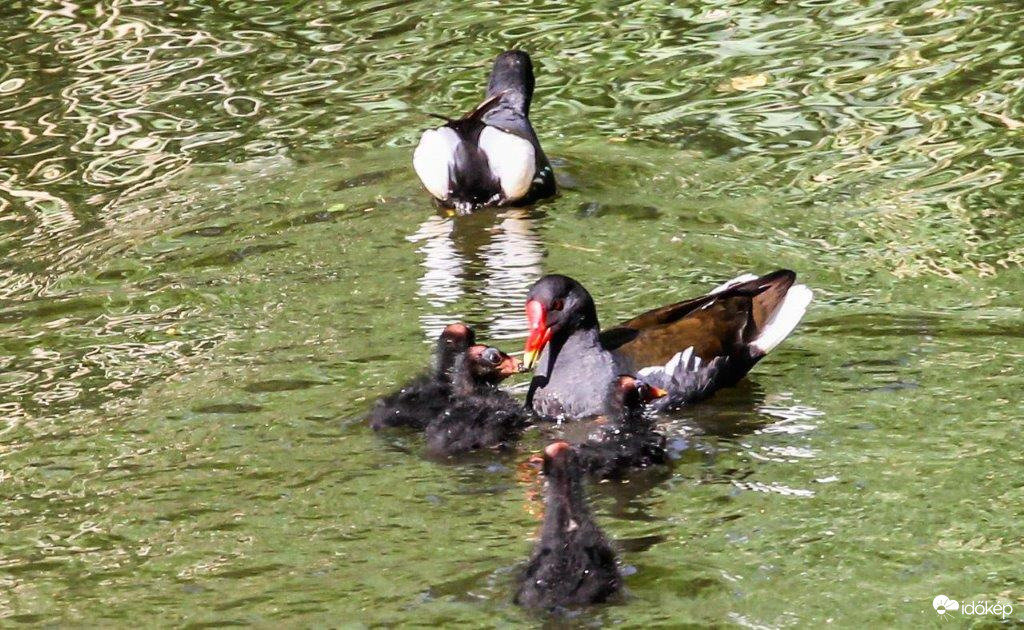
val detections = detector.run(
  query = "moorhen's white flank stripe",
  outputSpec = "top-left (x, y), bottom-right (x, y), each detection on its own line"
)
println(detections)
top-left (638, 346), bottom-right (700, 384)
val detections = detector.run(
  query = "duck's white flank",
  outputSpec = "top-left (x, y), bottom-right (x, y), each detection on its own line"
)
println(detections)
top-left (478, 126), bottom-right (535, 201)
top-left (413, 127), bottom-right (460, 200)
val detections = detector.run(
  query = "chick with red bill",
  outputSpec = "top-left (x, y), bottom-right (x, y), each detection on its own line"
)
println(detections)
top-left (370, 324), bottom-right (477, 431)
top-left (425, 345), bottom-right (529, 456)
top-left (515, 441), bottom-right (622, 610)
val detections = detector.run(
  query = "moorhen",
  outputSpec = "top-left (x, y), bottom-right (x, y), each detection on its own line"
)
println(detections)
top-left (515, 441), bottom-right (621, 609)
top-left (523, 270), bottom-right (813, 418)
top-left (369, 323), bottom-right (475, 431)
top-left (413, 51), bottom-right (556, 214)
top-left (425, 345), bottom-right (529, 456)
top-left (577, 375), bottom-right (669, 480)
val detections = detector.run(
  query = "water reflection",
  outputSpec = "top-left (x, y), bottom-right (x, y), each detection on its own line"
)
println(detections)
top-left (408, 209), bottom-right (545, 341)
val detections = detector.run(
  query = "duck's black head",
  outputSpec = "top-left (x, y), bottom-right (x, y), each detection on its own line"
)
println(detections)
top-left (523, 275), bottom-right (599, 370)
top-left (487, 50), bottom-right (535, 114)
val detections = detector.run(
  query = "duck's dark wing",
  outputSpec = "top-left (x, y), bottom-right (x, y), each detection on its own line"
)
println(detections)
top-left (453, 92), bottom-right (505, 128)
top-left (603, 270), bottom-right (798, 369)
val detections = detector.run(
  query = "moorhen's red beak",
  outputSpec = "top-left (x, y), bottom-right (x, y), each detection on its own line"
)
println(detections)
top-left (524, 299), bottom-right (552, 371)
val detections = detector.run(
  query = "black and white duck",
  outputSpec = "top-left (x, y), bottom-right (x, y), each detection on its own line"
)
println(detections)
top-left (413, 51), bottom-right (555, 214)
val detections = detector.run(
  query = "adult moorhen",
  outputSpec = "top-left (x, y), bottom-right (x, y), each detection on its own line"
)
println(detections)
top-left (413, 51), bottom-right (556, 214)
top-left (425, 345), bottom-right (529, 456)
top-left (369, 324), bottom-right (476, 431)
top-left (577, 375), bottom-right (669, 480)
top-left (522, 270), bottom-right (813, 418)
top-left (515, 441), bottom-right (621, 609)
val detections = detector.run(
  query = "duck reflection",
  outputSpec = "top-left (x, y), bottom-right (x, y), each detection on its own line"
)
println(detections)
top-left (407, 208), bottom-right (545, 342)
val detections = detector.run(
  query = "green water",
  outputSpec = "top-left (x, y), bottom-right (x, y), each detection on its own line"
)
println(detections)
top-left (2, 0), bottom-right (1023, 626)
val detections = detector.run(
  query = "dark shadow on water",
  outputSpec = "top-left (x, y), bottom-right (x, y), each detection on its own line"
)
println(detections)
top-left (664, 379), bottom-right (774, 438)
top-left (242, 378), bottom-right (325, 393)
top-left (592, 468), bottom-right (674, 522)
top-left (193, 403), bottom-right (263, 414)
top-left (332, 167), bottom-right (404, 191)
top-left (577, 201), bottom-right (661, 220)
top-left (189, 242), bottom-right (294, 269)
top-left (615, 534), bottom-right (668, 554)
top-left (424, 567), bottom-right (496, 602)
top-left (178, 223), bottom-right (237, 238)
top-left (267, 205), bottom-right (362, 230)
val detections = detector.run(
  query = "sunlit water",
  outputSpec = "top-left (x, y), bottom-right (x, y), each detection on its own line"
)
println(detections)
top-left (1, 0), bottom-right (1022, 626)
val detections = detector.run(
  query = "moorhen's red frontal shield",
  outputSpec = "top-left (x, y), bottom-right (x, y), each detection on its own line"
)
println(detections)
top-left (523, 299), bottom-right (551, 370)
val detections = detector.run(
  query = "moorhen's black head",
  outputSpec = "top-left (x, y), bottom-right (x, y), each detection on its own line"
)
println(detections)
top-left (523, 275), bottom-right (599, 370)
top-left (434, 323), bottom-right (476, 375)
top-left (487, 50), bottom-right (535, 113)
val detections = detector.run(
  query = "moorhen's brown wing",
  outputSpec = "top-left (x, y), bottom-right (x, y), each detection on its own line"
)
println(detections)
top-left (601, 270), bottom-right (796, 369)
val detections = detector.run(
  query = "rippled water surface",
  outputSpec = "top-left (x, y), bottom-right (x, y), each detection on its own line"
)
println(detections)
top-left (2, 0), bottom-right (1023, 626)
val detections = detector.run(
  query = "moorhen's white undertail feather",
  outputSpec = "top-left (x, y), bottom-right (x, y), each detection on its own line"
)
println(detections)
top-left (477, 126), bottom-right (535, 200)
top-left (413, 126), bottom-right (461, 200)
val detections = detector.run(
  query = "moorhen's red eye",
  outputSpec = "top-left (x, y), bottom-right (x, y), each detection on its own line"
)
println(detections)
top-left (550, 299), bottom-right (564, 311)
top-left (483, 347), bottom-right (503, 365)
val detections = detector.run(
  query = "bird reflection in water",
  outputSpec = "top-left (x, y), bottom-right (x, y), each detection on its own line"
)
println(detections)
top-left (407, 208), bottom-right (545, 342)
